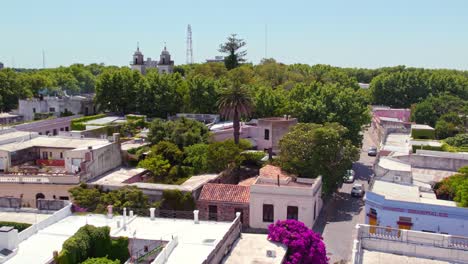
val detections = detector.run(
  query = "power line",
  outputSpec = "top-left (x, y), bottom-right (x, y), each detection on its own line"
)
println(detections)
top-left (186, 24), bottom-right (193, 64)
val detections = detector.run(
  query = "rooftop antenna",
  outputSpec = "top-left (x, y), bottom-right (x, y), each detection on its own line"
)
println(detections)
top-left (42, 49), bottom-right (46, 69)
top-left (137, 41), bottom-right (140, 51)
top-left (264, 24), bottom-right (268, 59)
top-left (186, 24), bottom-right (193, 64)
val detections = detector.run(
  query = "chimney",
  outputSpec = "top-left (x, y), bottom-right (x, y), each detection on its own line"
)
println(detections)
top-left (0, 226), bottom-right (18, 251)
top-left (113, 133), bottom-right (121, 144)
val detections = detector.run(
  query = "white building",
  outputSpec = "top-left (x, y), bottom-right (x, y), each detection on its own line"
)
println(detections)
top-left (18, 95), bottom-right (94, 121)
top-left (365, 180), bottom-right (468, 236)
top-left (352, 224), bottom-right (468, 264)
top-left (249, 165), bottom-right (323, 229)
top-left (0, 134), bottom-right (122, 206)
top-left (2, 205), bottom-right (242, 264)
top-left (130, 44), bottom-right (174, 75)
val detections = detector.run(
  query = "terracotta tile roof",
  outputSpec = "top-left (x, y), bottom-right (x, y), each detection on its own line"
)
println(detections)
top-left (259, 165), bottom-right (295, 179)
top-left (198, 183), bottom-right (250, 204)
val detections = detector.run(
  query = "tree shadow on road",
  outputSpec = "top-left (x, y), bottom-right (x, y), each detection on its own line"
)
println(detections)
top-left (313, 191), bottom-right (364, 235)
top-left (353, 162), bottom-right (373, 181)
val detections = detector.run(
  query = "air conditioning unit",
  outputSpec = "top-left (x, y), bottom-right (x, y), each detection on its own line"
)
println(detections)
top-left (394, 176), bottom-right (401, 182)
top-left (266, 250), bottom-right (276, 258)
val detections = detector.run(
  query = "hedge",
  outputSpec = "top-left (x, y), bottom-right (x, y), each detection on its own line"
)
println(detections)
top-left (411, 144), bottom-right (442, 153)
top-left (125, 114), bottom-right (146, 122)
top-left (0, 221), bottom-right (31, 232)
top-left (55, 225), bottom-right (128, 264)
top-left (71, 114), bottom-right (106, 131)
top-left (81, 257), bottom-right (120, 264)
top-left (411, 128), bottom-right (435, 139)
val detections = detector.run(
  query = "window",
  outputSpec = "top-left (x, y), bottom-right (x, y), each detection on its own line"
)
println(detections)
top-left (287, 206), bottom-right (299, 220)
top-left (33, 108), bottom-right (36, 113)
top-left (65, 127), bottom-right (69, 131)
top-left (263, 204), bottom-right (274, 222)
top-left (53, 129), bottom-right (57, 135)
top-left (59, 196), bottom-right (69, 200)
top-left (42, 152), bottom-right (48, 159)
top-left (264, 129), bottom-right (270, 140)
top-left (60, 152), bottom-right (63, 159)
top-left (46, 131), bottom-right (50, 135)
top-left (49, 107), bottom-right (55, 112)
top-left (49, 152), bottom-right (52, 158)
top-left (370, 208), bottom-right (377, 216)
top-left (314, 202), bottom-right (317, 220)
top-left (60, 128), bottom-right (64, 131)
top-left (208, 205), bottom-right (217, 221)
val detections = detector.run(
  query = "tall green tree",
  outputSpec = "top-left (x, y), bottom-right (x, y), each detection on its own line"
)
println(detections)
top-left (219, 34), bottom-right (247, 70)
top-left (279, 123), bottom-right (359, 194)
top-left (217, 85), bottom-right (253, 144)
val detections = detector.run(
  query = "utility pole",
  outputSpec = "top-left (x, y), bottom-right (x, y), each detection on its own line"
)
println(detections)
top-left (42, 49), bottom-right (46, 69)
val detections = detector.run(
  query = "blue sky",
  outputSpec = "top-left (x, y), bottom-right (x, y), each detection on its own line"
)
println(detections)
top-left (2, 0), bottom-right (468, 69)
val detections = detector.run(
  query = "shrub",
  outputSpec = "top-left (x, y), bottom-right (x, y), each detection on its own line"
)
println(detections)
top-left (82, 257), bottom-right (120, 264)
top-left (56, 225), bottom-right (128, 264)
top-left (411, 128), bottom-right (435, 139)
top-left (71, 114), bottom-right (106, 130)
top-left (241, 151), bottom-right (266, 166)
top-left (207, 140), bottom-right (244, 172)
top-left (445, 134), bottom-right (468, 147)
top-left (161, 189), bottom-right (195, 211)
top-left (109, 237), bottom-right (130, 263)
top-left (0, 221), bottom-right (31, 232)
top-left (268, 220), bottom-right (328, 264)
top-left (184, 143), bottom-right (209, 174)
top-left (434, 166), bottom-right (468, 207)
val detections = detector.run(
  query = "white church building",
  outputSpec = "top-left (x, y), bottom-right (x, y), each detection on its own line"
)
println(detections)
top-left (130, 44), bottom-right (174, 75)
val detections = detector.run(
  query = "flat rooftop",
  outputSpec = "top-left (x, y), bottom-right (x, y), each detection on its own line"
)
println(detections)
top-left (0, 136), bottom-right (110, 152)
top-left (372, 180), bottom-right (456, 207)
top-left (84, 116), bottom-right (124, 125)
top-left (0, 130), bottom-right (35, 143)
top-left (222, 233), bottom-right (287, 264)
top-left (0, 211), bottom-right (52, 225)
top-left (382, 133), bottom-right (411, 154)
top-left (378, 157), bottom-right (411, 172)
top-left (8, 214), bottom-right (233, 264)
top-left (362, 249), bottom-right (449, 264)
top-left (89, 168), bottom-right (218, 192)
top-left (412, 124), bottom-right (435, 130)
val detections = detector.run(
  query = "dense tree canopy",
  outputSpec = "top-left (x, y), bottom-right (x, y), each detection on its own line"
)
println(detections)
top-left (279, 123), bottom-right (359, 194)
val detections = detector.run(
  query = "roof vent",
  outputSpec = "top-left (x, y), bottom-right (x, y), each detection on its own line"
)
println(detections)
top-left (266, 250), bottom-right (276, 258)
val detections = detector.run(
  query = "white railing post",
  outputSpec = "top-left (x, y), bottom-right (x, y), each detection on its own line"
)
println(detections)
top-left (194, 210), bottom-right (199, 224)
top-left (150, 208), bottom-right (155, 220)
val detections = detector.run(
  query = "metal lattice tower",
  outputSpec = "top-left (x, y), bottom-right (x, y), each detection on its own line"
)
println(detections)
top-left (186, 24), bottom-right (193, 64)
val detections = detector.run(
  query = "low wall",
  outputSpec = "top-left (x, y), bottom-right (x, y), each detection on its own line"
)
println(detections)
top-left (151, 236), bottom-right (178, 264)
top-left (0, 197), bottom-right (21, 208)
top-left (18, 202), bottom-right (72, 242)
top-left (354, 224), bottom-right (468, 264)
top-left (202, 213), bottom-right (242, 264)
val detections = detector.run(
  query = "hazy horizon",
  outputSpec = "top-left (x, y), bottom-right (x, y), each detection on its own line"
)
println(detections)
top-left (2, 0), bottom-right (468, 70)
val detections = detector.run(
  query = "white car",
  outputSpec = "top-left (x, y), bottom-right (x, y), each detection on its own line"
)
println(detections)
top-left (344, 169), bottom-right (355, 183)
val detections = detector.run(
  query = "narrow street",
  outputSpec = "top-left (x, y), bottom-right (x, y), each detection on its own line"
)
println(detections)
top-left (313, 129), bottom-right (377, 263)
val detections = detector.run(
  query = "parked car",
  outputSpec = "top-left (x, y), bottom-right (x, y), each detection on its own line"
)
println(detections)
top-left (368, 146), bottom-right (378, 156)
top-left (351, 184), bottom-right (365, 197)
top-left (344, 169), bottom-right (355, 183)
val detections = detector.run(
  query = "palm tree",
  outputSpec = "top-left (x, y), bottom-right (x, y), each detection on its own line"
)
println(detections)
top-left (218, 85), bottom-right (253, 144)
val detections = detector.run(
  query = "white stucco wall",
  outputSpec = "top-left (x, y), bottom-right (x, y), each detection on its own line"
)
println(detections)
top-left (249, 177), bottom-right (323, 229)
top-left (365, 191), bottom-right (468, 236)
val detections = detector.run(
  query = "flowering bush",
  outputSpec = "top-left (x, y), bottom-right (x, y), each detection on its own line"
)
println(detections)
top-left (268, 219), bottom-right (328, 264)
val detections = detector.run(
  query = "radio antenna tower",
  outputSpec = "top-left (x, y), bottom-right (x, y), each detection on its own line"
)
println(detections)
top-left (186, 24), bottom-right (193, 64)
top-left (42, 49), bottom-right (46, 69)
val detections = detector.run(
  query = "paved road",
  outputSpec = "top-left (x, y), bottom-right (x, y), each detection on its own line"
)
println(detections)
top-left (313, 129), bottom-right (377, 263)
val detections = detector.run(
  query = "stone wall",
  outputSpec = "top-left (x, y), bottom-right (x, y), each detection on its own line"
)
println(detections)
top-left (0, 183), bottom-right (76, 208)
top-left (197, 200), bottom-right (249, 227)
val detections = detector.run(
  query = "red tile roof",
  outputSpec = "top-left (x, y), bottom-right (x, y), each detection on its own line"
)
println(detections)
top-left (198, 183), bottom-right (250, 204)
top-left (259, 164), bottom-right (295, 179)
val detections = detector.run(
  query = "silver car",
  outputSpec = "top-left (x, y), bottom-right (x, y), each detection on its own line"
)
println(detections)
top-left (344, 169), bottom-right (355, 183)
top-left (351, 184), bottom-right (365, 197)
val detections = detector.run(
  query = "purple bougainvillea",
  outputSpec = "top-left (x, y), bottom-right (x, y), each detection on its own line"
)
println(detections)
top-left (268, 219), bottom-right (328, 264)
